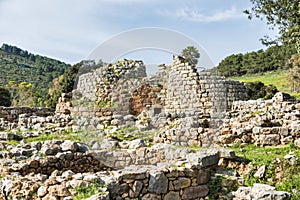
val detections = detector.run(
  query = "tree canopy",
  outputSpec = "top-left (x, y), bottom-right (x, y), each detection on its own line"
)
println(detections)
top-left (181, 46), bottom-right (200, 66)
top-left (245, 0), bottom-right (300, 52)
top-left (213, 44), bottom-right (295, 77)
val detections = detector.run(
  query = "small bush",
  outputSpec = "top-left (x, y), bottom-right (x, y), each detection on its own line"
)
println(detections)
top-left (0, 87), bottom-right (11, 106)
top-left (246, 81), bottom-right (278, 100)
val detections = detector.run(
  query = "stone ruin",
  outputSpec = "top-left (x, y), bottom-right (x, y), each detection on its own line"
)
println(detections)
top-left (0, 56), bottom-right (298, 199)
top-left (57, 56), bottom-right (247, 146)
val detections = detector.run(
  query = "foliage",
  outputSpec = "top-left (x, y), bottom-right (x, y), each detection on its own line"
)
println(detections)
top-left (276, 165), bottom-right (300, 200)
top-left (0, 44), bottom-right (70, 105)
top-left (213, 45), bottom-right (295, 77)
top-left (245, 0), bottom-right (300, 52)
top-left (207, 175), bottom-right (223, 200)
top-left (245, 81), bottom-right (278, 100)
top-left (231, 143), bottom-right (300, 199)
top-left (0, 87), bottom-right (11, 106)
top-left (181, 46), bottom-right (200, 66)
top-left (73, 181), bottom-right (106, 200)
top-left (108, 125), bottom-right (155, 144)
top-left (47, 60), bottom-right (104, 108)
top-left (289, 54), bottom-right (300, 93)
top-left (26, 130), bottom-right (80, 143)
top-left (5, 130), bottom-right (79, 146)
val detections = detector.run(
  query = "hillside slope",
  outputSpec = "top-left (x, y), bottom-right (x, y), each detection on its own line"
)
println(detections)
top-left (0, 44), bottom-right (71, 99)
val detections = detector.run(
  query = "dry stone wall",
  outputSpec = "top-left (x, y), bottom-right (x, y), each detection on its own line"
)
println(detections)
top-left (218, 92), bottom-right (300, 146)
top-left (0, 107), bottom-right (64, 131)
top-left (154, 56), bottom-right (247, 146)
top-left (0, 140), bottom-right (226, 199)
top-left (0, 107), bottom-right (54, 123)
top-left (164, 56), bottom-right (203, 115)
top-left (57, 56), bottom-right (248, 145)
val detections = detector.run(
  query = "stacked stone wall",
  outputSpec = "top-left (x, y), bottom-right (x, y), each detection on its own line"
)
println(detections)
top-left (0, 140), bottom-right (226, 199)
top-left (218, 92), bottom-right (300, 146)
top-left (164, 56), bottom-right (202, 115)
top-left (0, 107), bottom-right (54, 123)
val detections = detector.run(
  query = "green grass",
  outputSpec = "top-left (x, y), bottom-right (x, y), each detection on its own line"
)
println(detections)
top-left (73, 182), bottom-right (107, 200)
top-left (231, 143), bottom-right (300, 199)
top-left (26, 130), bottom-right (80, 143)
top-left (228, 70), bottom-right (291, 93)
top-left (5, 130), bottom-right (81, 146)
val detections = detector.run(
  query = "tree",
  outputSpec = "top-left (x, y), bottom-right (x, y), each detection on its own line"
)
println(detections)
top-left (46, 62), bottom-right (81, 108)
top-left (245, 0), bottom-right (300, 52)
top-left (0, 87), bottom-right (11, 107)
top-left (245, 1), bottom-right (300, 92)
top-left (289, 54), bottom-right (300, 93)
top-left (181, 46), bottom-right (200, 65)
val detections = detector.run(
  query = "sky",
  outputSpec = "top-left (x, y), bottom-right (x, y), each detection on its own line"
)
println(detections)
top-left (0, 0), bottom-right (277, 69)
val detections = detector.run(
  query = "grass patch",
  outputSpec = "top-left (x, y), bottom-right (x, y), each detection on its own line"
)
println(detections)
top-left (73, 182), bottom-right (106, 200)
top-left (108, 126), bottom-right (155, 144)
top-left (189, 145), bottom-right (202, 152)
top-left (228, 70), bottom-right (291, 94)
top-left (26, 130), bottom-right (81, 143)
top-left (230, 143), bottom-right (300, 199)
top-left (6, 140), bottom-right (20, 145)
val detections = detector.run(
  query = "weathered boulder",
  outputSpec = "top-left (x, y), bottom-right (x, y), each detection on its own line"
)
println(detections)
top-left (148, 171), bottom-right (168, 194)
top-left (234, 183), bottom-right (291, 200)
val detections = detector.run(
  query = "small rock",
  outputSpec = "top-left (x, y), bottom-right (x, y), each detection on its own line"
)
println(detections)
top-left (128, 139), bottom-right (147, 149)
top-left (100, 139), bottom-right (118, 149)
top-left (91, 142), bottom-right (101, 150)
top-left (83, 174), bottom-right (101, 183)
top-left (182, 185), bottom-right (209, 199)
top-left (254, 165), bottom-right (266, 178)
top-left (164, 191), bottom-right (180, 200)
top-left (284, 152), bottom-right (298, 165)
top-left (37, 185), bottom-right (47, 197)
top-left (61, 140), bottom-right (78, 152)
top-left (77, 143), bottom-right (89, 153)
top-left (72, 173), bottom-right (84, 180)
top-left (40, 144), bottom-right (61, 156)
top-left (129, 180), bottom-right (143, 198)
top-left (294, 138), bottom-right (300, 148)
top-left (62, 170), bottom-right (75, 180)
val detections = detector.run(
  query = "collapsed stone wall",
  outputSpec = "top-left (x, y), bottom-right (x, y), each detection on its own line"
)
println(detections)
top-left (56, 56), bottom-right (248, 144)
top-left (218, 92), bottom-right (300, 146)
top-left (129, 83), bottom-right (164, 116)
top-left (0, 107), bottom-right (64, 131)
top-left (0, 107), bottom-right (54, 123)
top-left (70, 59), bottom-right (147, 120)
top-left (0, 139), bottom-right (228, 199)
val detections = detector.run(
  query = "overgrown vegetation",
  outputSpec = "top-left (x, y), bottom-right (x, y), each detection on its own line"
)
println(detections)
top-left (73, 181), bottom-right (106, 200)
top-left (212, 45), bottom-right (295, 77)
top-left (231, 143), bottom-right (300, 200)
top-left (245, 81), bottom-right (278, 100)
top-left (228, 70), bottom-right (300, 99)
top-left (0, 44), bottom-right (70, 105)
top-left (6, 130), bottom-right (80, 146)
top-left (47, 60), bottom-right (104, 108)
top-left (0, 87), bottom-right (11, 106)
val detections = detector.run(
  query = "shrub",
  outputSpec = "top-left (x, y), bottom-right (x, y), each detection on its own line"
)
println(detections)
top-left (0, 87), bottom-right (11, 106)
top-left (246, 81), bottom-right (278, 100)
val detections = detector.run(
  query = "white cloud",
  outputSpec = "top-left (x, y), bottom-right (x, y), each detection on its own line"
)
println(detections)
top-left (161, 6), bottom-right (244, 23)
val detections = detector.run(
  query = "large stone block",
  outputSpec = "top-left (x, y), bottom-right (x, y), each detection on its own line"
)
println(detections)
top-left (148, 171), bottom-right (168, 194)
top-left (182, 185), bottom-right (209, 199)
